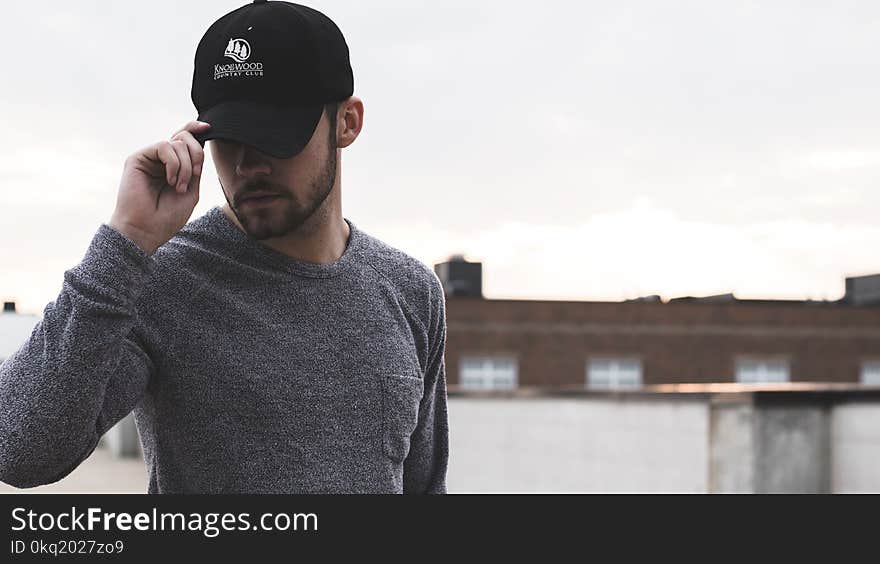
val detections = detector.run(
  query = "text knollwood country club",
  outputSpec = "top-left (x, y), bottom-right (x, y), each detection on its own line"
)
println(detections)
top-left (214, 62), bottom-right (264, 79)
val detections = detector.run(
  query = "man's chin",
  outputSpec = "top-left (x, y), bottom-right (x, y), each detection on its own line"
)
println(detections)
top-left (240, 215), bottom-right (307, 241)
top-left (240, 221), bottom-right (283, 241)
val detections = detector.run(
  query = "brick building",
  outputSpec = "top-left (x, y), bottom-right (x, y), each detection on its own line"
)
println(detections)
top-left (434, 257), bottom-right (880, 390)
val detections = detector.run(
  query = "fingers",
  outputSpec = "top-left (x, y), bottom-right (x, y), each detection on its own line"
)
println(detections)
top-left (170, 121), bottom-right (211, 193)
top-left (186, 160), bottom-right (202, 202)
top-left (172, 120), bottom-right (212, 139)
top-left (171, 129), bottom-right (206, 178)
top-left (172, 120), bottom-right (212, 154)
top-left (156, 142), bottom-right (180, 188)
top-left (169, 140), bottom-right (192, 193)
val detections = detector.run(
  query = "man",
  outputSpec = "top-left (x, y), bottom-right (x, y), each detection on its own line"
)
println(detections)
top-left (0, 1), bottom-right (449, 494)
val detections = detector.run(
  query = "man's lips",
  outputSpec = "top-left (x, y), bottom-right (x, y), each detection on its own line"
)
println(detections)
top-left (239, 191), bottom-right (282, 204)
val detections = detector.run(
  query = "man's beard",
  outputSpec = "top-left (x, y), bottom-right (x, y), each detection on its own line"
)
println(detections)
top-left (221, 145), bottom-right (337, 241)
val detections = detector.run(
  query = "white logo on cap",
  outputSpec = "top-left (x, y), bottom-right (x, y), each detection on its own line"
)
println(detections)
top-left (214, 37), bottom-right (264, 80)
top-left (224, 38), bottom-right (251, 62)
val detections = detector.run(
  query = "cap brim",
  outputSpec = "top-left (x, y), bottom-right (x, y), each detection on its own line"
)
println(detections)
top-left (193, 100), bottom-right (324, 159)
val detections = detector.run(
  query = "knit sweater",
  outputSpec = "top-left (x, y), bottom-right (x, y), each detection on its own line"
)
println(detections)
top-left (0, 206), bottom-right (449, 493)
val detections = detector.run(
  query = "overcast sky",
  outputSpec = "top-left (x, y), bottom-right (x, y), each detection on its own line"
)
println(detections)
top-left (3, 0), bottom-right (880, 315)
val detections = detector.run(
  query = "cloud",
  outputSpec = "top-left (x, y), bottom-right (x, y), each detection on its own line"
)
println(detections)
top-left (374, 201), bottom-right (880, 302)
top-left (791, 150), bottom-right (880, 172)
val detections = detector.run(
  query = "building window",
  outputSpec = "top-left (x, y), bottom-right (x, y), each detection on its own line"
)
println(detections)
top-left (735, 357), bottom-right (790, 384)
top-left (459, 355), bottom-right (518, 390)
top-left (862, 362), bottom-right (880, 385)
top-left (586, 357), bottom-right (643, 389)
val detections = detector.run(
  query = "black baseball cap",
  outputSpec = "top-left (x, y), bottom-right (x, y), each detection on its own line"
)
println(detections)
top-left (191, 0), bottom-right (354, 158)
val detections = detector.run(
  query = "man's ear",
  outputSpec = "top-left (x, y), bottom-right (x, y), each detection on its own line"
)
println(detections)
top-left (336, 96), bottom-right (364, 149)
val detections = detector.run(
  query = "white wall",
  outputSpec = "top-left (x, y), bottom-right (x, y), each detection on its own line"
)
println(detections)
top-left (448, 392), bottom-right (880, 493)
top-left (447, 396), bottom-right (709, 493)
top-left (831, 402), bottom-right (880, 493)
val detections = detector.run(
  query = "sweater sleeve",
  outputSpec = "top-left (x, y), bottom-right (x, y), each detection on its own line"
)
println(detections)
top-left (403, 273), bottom-right (450, 494)
top-left (0, 224), bottom-right (157, 489)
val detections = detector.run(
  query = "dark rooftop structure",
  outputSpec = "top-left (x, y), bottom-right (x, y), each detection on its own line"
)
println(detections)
top-left (844, 274), bottom-right (880, 306)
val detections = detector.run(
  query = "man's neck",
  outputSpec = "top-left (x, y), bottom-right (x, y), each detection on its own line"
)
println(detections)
top-left (221, 204), bottom-right (351, 265)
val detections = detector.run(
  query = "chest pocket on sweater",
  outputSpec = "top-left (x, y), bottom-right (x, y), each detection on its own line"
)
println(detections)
top-left (380, 372), bottom-right (424, 463)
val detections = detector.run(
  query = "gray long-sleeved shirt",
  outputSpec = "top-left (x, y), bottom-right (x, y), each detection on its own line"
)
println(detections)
top-left (0, 206), bottom-right (449, 493)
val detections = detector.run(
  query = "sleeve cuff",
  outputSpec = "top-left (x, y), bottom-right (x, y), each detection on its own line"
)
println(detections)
top-left (65, 224), bottom-right (156, 303)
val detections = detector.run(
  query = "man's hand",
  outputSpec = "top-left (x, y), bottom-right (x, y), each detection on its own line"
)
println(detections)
top-left (108, 121), bottom-right (212, 256)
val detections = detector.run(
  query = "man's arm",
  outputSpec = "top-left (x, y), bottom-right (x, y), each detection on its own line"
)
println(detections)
top-left (403, 274), bottom-right (449, 494)
top-left (0, 225), bottom-right (156, 488)
top-left (0, 120), bottom-right (206, 489)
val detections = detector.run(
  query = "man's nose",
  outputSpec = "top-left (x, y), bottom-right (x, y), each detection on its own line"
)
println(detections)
top-left (235, 144), bottom-right (272, 177)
